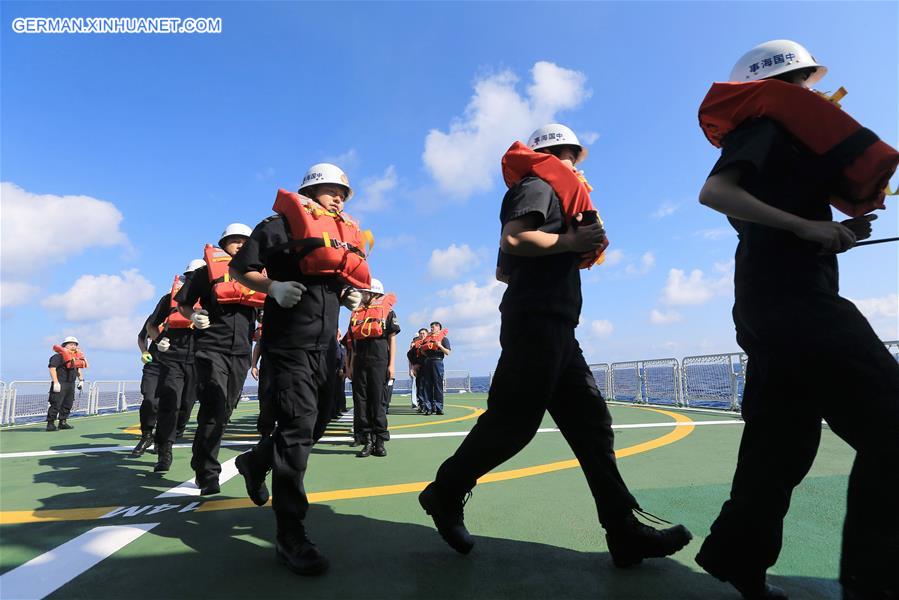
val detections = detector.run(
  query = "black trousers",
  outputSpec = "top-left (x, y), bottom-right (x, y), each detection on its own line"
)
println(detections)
top-left (434, 317), bottom-right (638, 527)
top-left (47, 383), bottom-right (76, 421)
top-left (190, 349), bottom-right (250, 483)
top-left (257, 360), bottom-right (275, 436)
top-left (257, 346), bottom-right (331, 533)
top-left (154, 357), bottom-right (197, 446)
top-left (138, 361), bottom-right (161, 433)
top-left (352, 356), bottom-right (389, 441)
top-left (382, 378), bottom-right (394, 413)
top-left (699, 292), bottom-right (899, 593)
top-left (334, 376), bottom-right (347, 415)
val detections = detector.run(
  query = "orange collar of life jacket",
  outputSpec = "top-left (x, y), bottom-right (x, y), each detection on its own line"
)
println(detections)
top-left (698, 80), bottom-right (898, 216)
top-left (501, 142), bottom-right (608, 268)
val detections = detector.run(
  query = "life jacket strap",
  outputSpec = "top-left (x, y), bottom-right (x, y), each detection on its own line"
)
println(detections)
top-left (267, 237), bottom-right (367, 259)
top-left (823, 127), bottom-right (879, 171)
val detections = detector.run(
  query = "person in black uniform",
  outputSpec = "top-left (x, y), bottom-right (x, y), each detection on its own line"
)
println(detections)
top-left (132, 317), bottom-right (162, 456)
top-left (419, 124), bottom-right (692, 567)
top-left (229, 163), bottom-right (363, 576)
top-left (345, 278), bottom-right (400, 458)
top-left (46, 336), bottom-right (86, 431)
top-left (331, 329), bottom-right (348, 419)
top-left (694, 41), bottom-right (899, 600)
top-left (175, 224), bottom-right (258, 494)
top-left (148, 260), bottom-right (204, 472)
top-left (408, 328), bottom-right (428, 411)
top-left (420, 322), bottom-right (451, 415)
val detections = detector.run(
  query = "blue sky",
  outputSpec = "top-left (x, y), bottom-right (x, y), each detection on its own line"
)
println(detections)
top-left (2, 1), bottom-right (897, 380)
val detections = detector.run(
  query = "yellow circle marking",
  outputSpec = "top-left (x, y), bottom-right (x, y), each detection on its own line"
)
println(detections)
top-left (0, 407), bottom-right (693, 525)
top-left (123, 403), bottom-right (485, 438)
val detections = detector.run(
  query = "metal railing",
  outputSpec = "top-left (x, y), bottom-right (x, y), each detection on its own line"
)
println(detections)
top-left (681, 353), bottom-right (744, 409)
top-left (588, 364), bottom-right (611, 399)
top-left (598, 340), bottom-right (897, 411)
top-left (444, 370), bottom-right (472, 393)
top-left (3, 340), bottom-right (895, 424)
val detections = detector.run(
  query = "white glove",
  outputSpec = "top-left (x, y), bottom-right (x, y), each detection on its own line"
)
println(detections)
top-left (156, 337), bottom-right (171, 352)
top-left (341, 288), bottom-right (363, 311)
top-left (269, 281), bottom-right (307, 308)
top-left (76, 380), bottom-right (84, 390)
top-left (190, 310), bottom-right (211, 329)
top-left (52, 382), bottom-right (61, 393)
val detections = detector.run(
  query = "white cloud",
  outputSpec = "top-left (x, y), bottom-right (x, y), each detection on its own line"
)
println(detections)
top-left (695, 228), bottom-right (733, 240)
top-left (602, 248), bottom-right (624, 267)
top-left (650, 308), bottom-right (684, 324)
top-left (625, 252), bottom-right (656, 275)
top-left (428, 244), bottom-right (480, 279)
top-left (68, 315), bottom-right (148, 351)
top-left (650, 201), bottom-right (679, 220)
top-left (849, 294), bottom-right (899, 340)
top-left (850, 294), bottom-right (898, 319)
top-left (352, 165), bottom-right (398, 213)
top-left (0, 182), bottom-right (130, 274)
top-left (1, 281), bottom-right (39, 307)
top-left (42, 269), bottom-right (155, 321)
top-left (580, 131), bottom-right (600, 145)
top-left (422, 61), bottom-right (591, 199)
top-left (662, 267), bottom-right (732, 306)
top-left (591, 319), bottom-right (614, 338)
top-left (378, 234), bottom-right (416, 250)
top-left (324, 149), bottom-right (359, 171)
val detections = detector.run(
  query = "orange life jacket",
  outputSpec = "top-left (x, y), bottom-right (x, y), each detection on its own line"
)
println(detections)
top-left (348, 293), bottom-right (396, 340)
top-left (165, 275), bottom-right (194, 329)
top-left (204, 245), bottom-right (267, 308)
top-left (501, 142), bottom-right (608, 268)
top-left (53, 345), bottom-right (87, 369)
top-left (272, 189), bottom-right (373, 289)
top-left (418, 329), bottom-right (448, 357)
top-left (698, 80), bottom-right (899, 217)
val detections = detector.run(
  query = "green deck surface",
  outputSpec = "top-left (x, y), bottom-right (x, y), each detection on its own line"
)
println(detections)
top-left (0, 395), bottom-right (853, 599)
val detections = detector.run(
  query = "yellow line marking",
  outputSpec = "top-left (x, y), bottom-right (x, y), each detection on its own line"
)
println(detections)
top-left (390, 404), bottom-right (484, 430)
top-left (0, 507), bottom-right (113, 525)
top-left (123, 403), bottom-right (485, 438)
top-left (0, 408), bottom-right (693, 525)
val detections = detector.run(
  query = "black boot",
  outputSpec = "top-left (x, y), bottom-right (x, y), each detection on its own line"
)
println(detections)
top-left (418, 482), bottom-right (474, 554)
top-left (130, 432), bottom-right (154, 457)
top-left (58, 420), bottom-right (74, 430)
top-left (197, 477), bottom-right (220, 496)
top-left (46, 420), bottom-right (57, 432)
top-left (154, 442), bottom-right (173, 472)
top-left (605, 512), bottom-right (693, 568)
top-left (276, 527), bottom-right (329, 576)
top-left (356, 437), bottom-right (372, 458)
top-left (372, 438), bottom-right (387, 457)
top-left (696, 551), bottom-right (788, 599)
top-left (236, 450), bottom-right (270, 506)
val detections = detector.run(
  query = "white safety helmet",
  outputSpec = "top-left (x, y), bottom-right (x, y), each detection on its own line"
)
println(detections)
top-left (218, 223), bottom-right (253, 248)
top-left (729, 39), bottom-right (826, 87)
top-left (527, 124), bottom-right (589, 164)
top-left (298, 163), bottom-right (354, 200)
top-left (61, 336), bottom-right (79, 346)
top-left (185, 259), bottom-right (205, 273)
top-left (367, 278), bottom-right (384, 295)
